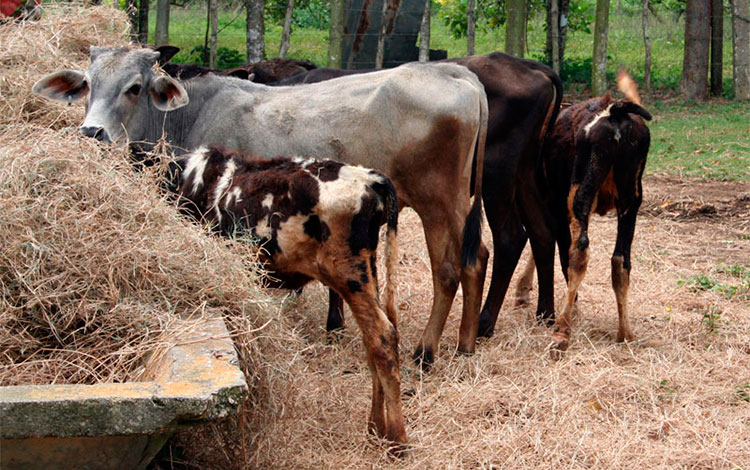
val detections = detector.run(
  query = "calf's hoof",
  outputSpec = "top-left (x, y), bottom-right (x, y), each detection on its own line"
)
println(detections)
top-left (456, 345), bottom-right (475, 356)
top-left (617, 330), bottom-right (635, 343)
top-left (388, 441), bottom-right (410, 458)
top-left (514, 292), bottom-right (531, 307)
top-left (548, 334), bottom-right (569, 361)
top-left (412, 345), bottom-right (434, 372)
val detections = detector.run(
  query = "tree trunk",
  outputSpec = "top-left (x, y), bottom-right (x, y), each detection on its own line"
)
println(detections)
top-left (155, 0), bottom-right (169, 46)
top-left (711, 0), bottom-right (724, 95)
top-left (127, 0), bottom-right (138, 42)
top-left (467, 0), bottom-right (475, 55)
top-left (418, 0), bottom-right (431, 62)
top-left (591, 0), bottom-right (611, 95)
top-left (506, 0), bottom-right (527, 57)
top-left (550, 0), bottom-right (560, 72)
top-left (733, 0), bottom-right (750, 99)
top-left (560, 0), bottom-right (570, 61)
top-left (328, 0), bottom-right (344, 67)
top-left (209, 0), bottom-right (219, 68)
top-left (643, 0), bottom-right (652, 89)
top-left (279, 0), bottom-right (295, 58)
top-left (246, 0), bottom-right (265, 62)
top-left (137, 0), bottom-right (149, 44)
top-left (681, 0), bottom-right (710, 100)
top-left (546, 0), bottom-right (570, 68)
top-left (376, 0), bottom-right (390, 68)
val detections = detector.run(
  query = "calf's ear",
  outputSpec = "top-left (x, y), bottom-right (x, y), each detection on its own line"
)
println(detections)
top-left (155, 46), bottom-right (180, 65)
top-left (32, 70), bottom-right (88, 103)
top-left (150, 75), bottom-right (189, 111)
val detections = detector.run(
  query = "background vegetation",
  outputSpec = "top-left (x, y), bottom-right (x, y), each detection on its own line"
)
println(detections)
top-left (146, 2), bottom-right (748, 181)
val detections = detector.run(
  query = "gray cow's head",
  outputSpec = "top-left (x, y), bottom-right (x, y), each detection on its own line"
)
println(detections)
top-left (32, 46), bottom-right (188, 144)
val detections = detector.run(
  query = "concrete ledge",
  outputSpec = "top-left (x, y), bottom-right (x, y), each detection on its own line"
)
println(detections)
top-left (0, 316), bottom-right (248, 470)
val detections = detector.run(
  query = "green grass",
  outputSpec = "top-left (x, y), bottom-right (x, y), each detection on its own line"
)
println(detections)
top-left (647, 101), bottom-right (749, 180)
top-left (678, 264), bottom-right (750, 300)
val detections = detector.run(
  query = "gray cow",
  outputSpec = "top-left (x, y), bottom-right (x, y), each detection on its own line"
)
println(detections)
top-left (33, 46), bottom-right (489, 369)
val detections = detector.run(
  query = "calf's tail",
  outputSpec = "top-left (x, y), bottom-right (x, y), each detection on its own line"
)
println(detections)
top-left (614, 70), bottom-right (652, 121)
top-left (373, 175), bottom-right (400, 327)
top-left (610, 100), bottom-right (653, 122)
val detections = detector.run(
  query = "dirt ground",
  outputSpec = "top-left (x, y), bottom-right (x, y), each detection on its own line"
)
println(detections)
top-left (166, 174), bottom-right (749, 469)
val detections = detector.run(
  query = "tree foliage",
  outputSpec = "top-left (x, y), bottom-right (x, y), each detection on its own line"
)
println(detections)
top-left (439, 0), bottom-right (593, 40)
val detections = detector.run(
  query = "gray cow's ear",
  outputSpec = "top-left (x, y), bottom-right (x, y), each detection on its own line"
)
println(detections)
top-left (32, 70), bottom-right (88, 103)
top-left (149, 75), bottom-right (189, 111)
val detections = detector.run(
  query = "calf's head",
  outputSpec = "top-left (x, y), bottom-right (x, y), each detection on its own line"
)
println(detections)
top-left (32, 46), bottom-right (189, 144)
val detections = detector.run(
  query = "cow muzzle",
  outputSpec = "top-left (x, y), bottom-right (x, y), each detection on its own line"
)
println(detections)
top-left (79, 126), bottom-right (112, 144)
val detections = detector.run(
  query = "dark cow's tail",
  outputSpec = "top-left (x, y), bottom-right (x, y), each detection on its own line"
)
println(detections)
top-left (461, 84), bottom-right (489, 267)
top-left (539, 67), bottom-right (564, 147)
top-left (535, 66), bottom-right (564, 197)
top-left (372, 174), bottom-right (399, 327)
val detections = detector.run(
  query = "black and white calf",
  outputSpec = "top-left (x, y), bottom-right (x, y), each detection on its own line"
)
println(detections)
top-left (169, 147), bottom-right (407, 449)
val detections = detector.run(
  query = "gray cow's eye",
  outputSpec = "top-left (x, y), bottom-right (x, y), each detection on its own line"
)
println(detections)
top-left (126, 84), bottom-right (142, 96)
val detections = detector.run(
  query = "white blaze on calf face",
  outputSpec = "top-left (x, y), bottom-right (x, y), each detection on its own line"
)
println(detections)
top-left (183, 148), bottom-right (210, 195)
top-left (583, 103), bottom-right (614, 137)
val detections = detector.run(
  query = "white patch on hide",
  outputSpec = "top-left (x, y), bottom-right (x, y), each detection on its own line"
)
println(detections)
top-left (261, 193), bottom-right (274, 210)
top-left (584, 104), bottom-right (614, 137)
top-left (183, 147), bottom-right (210, 195)
top-left (313, 164), bottom-right (382, 214)
top-left (212, 159), bottom-right (237, 223)
top-left (225, 186), bottom-right (243, 209)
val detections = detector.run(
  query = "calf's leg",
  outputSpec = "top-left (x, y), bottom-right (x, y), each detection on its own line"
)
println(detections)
top-left (550, 183), bottom-right (597, 356)
top-left (611, 193), bottom-right (641, 343)
top-left (513, 250), bottom-right (536, 306)
top-left (334, 279), bottom-right (406, 451)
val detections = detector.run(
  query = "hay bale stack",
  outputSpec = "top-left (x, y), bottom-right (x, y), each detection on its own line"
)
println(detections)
top-left (0, 3), bottom-right (292, 391)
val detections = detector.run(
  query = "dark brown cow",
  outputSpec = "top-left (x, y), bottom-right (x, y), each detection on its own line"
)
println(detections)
top-left (514, 80), bottom-right (651, 356)
top-left (274, 54), bottom-right (564, 361)
top-left (154, 46), bottom-right (317, 83)
top-left (169, 147), bottom-right (406, 450)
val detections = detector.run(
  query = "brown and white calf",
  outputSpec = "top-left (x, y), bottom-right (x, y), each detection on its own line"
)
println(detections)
top-left (515, 82), bottom-right (652, 356)
top-left (169, 147), bottom-right (406, 450)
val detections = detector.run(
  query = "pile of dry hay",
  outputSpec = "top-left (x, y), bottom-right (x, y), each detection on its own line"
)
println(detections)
top-left (0, 5), bottom-right (296, 390)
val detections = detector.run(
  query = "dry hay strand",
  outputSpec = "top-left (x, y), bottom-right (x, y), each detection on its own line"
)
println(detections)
top-left (0, 2), bottom-right (130, 129)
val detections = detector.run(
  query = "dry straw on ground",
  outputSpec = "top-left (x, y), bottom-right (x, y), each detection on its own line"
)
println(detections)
top-left (2, 5), bottom-right (749, 469)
